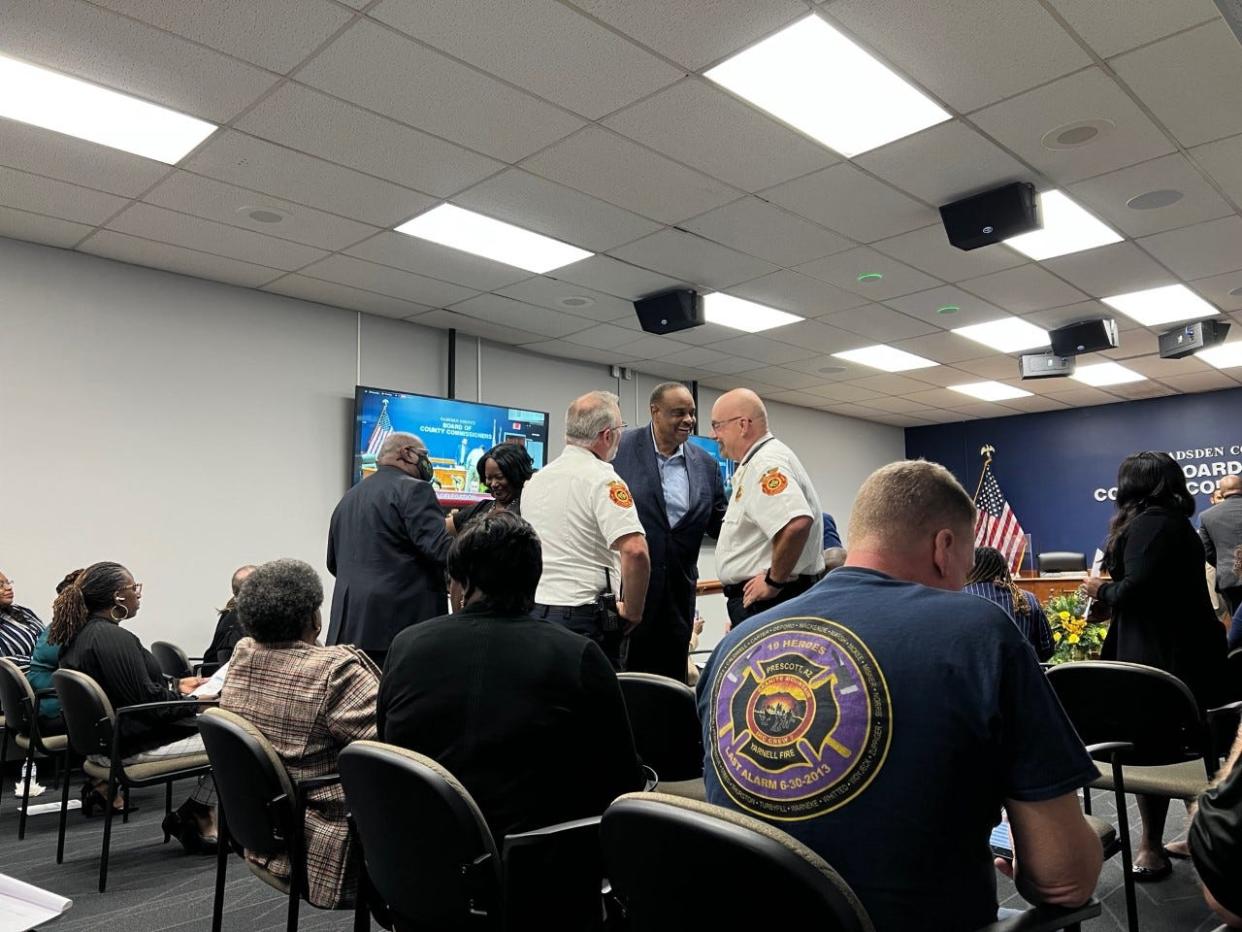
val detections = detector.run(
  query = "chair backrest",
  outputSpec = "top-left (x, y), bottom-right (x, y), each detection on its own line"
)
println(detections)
top-left (151, 641), bottom-right (192, 679)
top-left (1046, 661), bottom-right (1209, 768)
top-left (52, 669), bottom-right (117, 758)
top-left (1037, 551), bottom-right (1086, 573)
top-left (601, 793), bottom-right (874, 931)
top-left (502, 817), bottom-right (603, 932)
top-left (617, 672), bottom-right (703, 781)
top-left (197, 709), bottom-right (297, 860)
top-left (339, 741), bottom-right (500, 931)
top-left (0, 658), bottom-right (36, 736)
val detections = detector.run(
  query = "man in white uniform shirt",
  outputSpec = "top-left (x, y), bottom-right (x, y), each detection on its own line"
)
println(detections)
top-left (710, 389), bottom-right (824, 626)
top-left (523, 390), bottom-right (650, 667)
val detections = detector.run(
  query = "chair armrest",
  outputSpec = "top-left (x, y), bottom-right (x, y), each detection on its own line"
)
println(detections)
top-left (295, 773), bottom-right (342, 793)
top-left (114, 698), bottom-right (217, 717)
top-left (34, 689), bottom-right (58, 699)
top-left (1083, 741), bottom-right (1134, 759)
top-left (1207, 700), bottom-right (1242, 720)
top-left (975, 898), bottom-right (1102, 931)
top-left (502, 816), bottom-right (600, 849)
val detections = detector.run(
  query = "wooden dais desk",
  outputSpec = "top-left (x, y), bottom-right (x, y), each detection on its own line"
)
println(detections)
top-left (697, 574), bottom-right (1099, 603)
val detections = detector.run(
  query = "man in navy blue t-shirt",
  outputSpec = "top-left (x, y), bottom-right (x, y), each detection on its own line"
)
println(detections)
top-left (698, 460), bottom-right (1101, 932)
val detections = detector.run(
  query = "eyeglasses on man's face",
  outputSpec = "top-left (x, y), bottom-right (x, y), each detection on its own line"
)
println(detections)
top-left (0, 579), bottom-right (13, 590)
top-left (710, 415), bottom-right (746, 432)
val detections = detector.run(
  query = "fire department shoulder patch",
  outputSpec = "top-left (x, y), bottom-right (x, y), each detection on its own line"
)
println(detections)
top-left (608, 481), bottom-right (634, 508)
top-left (760, 468), bottom-right (789, 496)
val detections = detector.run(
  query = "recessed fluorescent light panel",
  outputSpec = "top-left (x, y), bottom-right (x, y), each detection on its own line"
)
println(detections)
top-left (704, 15), bottom-right (950, 157)
top-left (395, 204), bottom-right (592, 274)
top-left (1101, 284), bottom-right (1220, 327)
top-left (1004, 190), bottom-right (1122, 260)
top-left (1070, 362), bottom-right (1145, 387)
top-left (1197, 342), bottom-right (1242, 369)
top-left (952, 318), bottom-right (1050, 353)
top-left (832, 345), bottom-right (937, 372)
top-left (950, 381), bottom-right (1032, 402)
top-left (702, 293), bottom-right (802, 333)
top-left (0, 54), bottom-right (216, 164)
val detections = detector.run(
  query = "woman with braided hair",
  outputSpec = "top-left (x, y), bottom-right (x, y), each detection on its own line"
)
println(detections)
top-left (962, 546), bottom-right (1054, 661)
top-left (52, 562), bottom-right (218, 852)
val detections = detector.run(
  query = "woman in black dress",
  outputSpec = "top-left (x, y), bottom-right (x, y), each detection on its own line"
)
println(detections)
top-left (1084, 451), bottom-right (1228, 881)
top-left (445, 441), bottom-right (534, 536)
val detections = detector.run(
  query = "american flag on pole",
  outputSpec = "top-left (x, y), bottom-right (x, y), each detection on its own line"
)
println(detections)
top-left (365, 399), bottom-right (394, 456)
top-left (974, 461), bottom-right (1027, 573)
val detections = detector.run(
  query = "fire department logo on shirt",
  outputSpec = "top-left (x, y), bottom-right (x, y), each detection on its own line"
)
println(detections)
top-left (608, 480), bottom-right (634, 508)
top-left (759, 467), bottom-right (789, 496)
top-left (710, 616), bottom-right (891, 821)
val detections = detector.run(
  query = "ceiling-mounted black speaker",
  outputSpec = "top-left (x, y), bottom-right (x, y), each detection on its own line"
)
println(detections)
top-left (633, 289), bottom-right (704, 335)
top-left (1019, 352), bottom-right (1075, 379)
top-left (1050, 318), bottom-right (1120, 356)
top-left (939, 182), bottom-right (1039, 251)
top-left (1158, 319), bottom-right (1231, 359)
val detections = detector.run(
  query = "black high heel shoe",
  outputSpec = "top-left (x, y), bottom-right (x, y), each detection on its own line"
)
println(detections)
top-left (80, 782), bottom-right (139, 817)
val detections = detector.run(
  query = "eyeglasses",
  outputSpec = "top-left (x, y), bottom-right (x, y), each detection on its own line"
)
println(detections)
top-left (601, 422), bottom-right (628, 434)
top-left (0, 580), bottom-right (13, 590)
top-left (121, 583), bottom-right (143, 596)
top-left (710, 416), bottom-right (746, 431)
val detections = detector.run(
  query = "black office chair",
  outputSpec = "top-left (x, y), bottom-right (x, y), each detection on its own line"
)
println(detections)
top-left (617, 672), bottom-right (704, 799)
top-left (1037, 552), bottom-right (1087, 574)
top-left (151, 640), bottom-right (194, 679)
top-left (0, 658), bottom-right (70, 839)
top-left (198, 708), bottom-right (367, 932)
top-left (52, 669), bottom-right (212, 891)
top-left (601, 793), bottom-right (1100, 931)
top-left (501, 816), bottom-right (605, 931)
top-left (340, 740), bottom-right (501, 931)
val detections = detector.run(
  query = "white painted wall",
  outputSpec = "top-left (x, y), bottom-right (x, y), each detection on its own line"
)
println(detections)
top-left (0, 236), bottom-right (903, 656)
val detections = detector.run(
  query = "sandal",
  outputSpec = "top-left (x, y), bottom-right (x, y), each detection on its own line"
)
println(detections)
top-left (1131, 861), bottom-right (1172, 883)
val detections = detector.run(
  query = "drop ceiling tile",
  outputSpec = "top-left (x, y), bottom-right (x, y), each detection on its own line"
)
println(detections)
top-left (817, 303), bottom-right (939, 341)
top-left (868, 412), bottom-right (939, 427)
top-left (970, 68), bottom-right (1176, 185)
top-left (88, 0), bottom-right (351, 73)
top-left (412, 308), bottom-right (545, 345)
top-left (903, 388), bottom-right (972, 408)
top-left (1020, 300), bottom-right (1120, 331)
top-left (959, 265), bottom-right (1088, 313)
top-left (613, 335), bottom-right (688, 359)
top-left (609, 229), bottom-right (777, 289)
top-left (186, 132), bottom-right (435, 228)
top-left (949, 401), bottom-right (1024, 418)
top-left (298, 19), bottom-right (584, 162)
top-left (764, 320), bottom-right (870, 355)
top-left (454, 170), bottom-right (659, 253)
top-left (1046, 0), bottom-right (1220, 58)
top-left (1188, 270), bottom-right (1242, 312)
top-left (564, 0), bottom-right (807, 70)
top-left (696, 355), bottom-right (771, 375)
top-left (768, 390), bottom-right (837, 410)
top-left (872, 224), bottom-right (1027, 283)
top-left (765, 164), bottom-right (936, 243)
top-left (107, 203), bottom-right (327, 270)
top-left (1041, 242), bottom-right (1173, 298)
top-left (1105, 380), bottom-right (1180, 401)
top-left (662, 321), bottom-right (744, 345)
top-left (563, 323), bottom-right (647, 350)
top-left (496, 277), bottom-right (637, 323)
top-left (698, 375), bottom-right (785, 395)
top-left (827, 0), bottom-right (1089, 112)
top-left (144, 171), bottom-right (378, 250)
top-left (3, 0), bottom-right (277, 122)
top-left (551, 254), bottom-right (683, 300)
top-left (451, 294), bottom-right (595, 339)
top-left (739, 366), bottom-right (828, 391)
top-left (727, 270), bottom-right (869, 318)
top-left (0, 165), bottom-right (129, 225)
top-left (997, 394), bottom-right (1072, 413)
top-left (863, 395), bottom-right (940, 415)
top-left (856, 121), bottom-right (1033, 206)
top-left (1100, 329), bottom-right (1160, 360)
top-left (524, 339), bottom-right (642, 365)
top-left (885, 285), bottom-right (1010, 328)
top-left (891, 331), bottom-right (995, 365)
top-left (345, 232), bottom-right (530, 291)
top-left (0, 119), bottom-right (169, 198)
top-left (1123, 354), bottom-right (1211, 379)
top-left (847, 374), bottom-right (937, 396)
top-left (795, 247), bottom-right (941, 300)
top-left (802, 381), bottom-right (885, 402)
top-left (603, 78), bottom-right (837, 191)
top-left (707, 335), bottom-right (819, 365)
top-left (653, 345), bottom-right (734, 368)
top-left (680, 198), bottom-right (853, 267)
top-left (819, 403), bottom-right (889, 421)
top-left (1067, 153), bottom-right (1234, 238)
top-left (1138, 217), bottom-right (1242, 280)
top-left (1190, 134), bottom-right (1242, 207)
top-left (373, 0), bottom-right (683, 120)
top-left (79, 230), bottom-right (282, 287)
top-left (522, 126), bottom-right (740, 224)
top-left (903, 365), bottom-right (1000, 388)
top-left (300, 254), bottom-right (479, 306)
top-left (1042, 385), bottom-right (1124, 406)
top-left (236, 84), bottom-right (503, 199)
top-left (262, 274), bottom-right (431, 319)
top-left (0, 207), bottom-right (93, 248)
top-left (1159, 370), bottom-right (1242, 393)
top-left (953, 356), bottom-right (1029, 380)
top-left (1111, 21), bottom-right (1242, 148)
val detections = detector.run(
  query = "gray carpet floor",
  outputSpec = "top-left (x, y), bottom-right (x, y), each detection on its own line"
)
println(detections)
top-left (0, 773), bottom-right (1223, 931)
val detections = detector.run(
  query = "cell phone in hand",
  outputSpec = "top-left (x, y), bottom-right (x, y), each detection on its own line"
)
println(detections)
top-left (989, 819), bottom-right (1014, 861)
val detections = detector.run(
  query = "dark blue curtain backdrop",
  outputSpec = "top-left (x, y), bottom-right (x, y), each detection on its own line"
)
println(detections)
top-left (904, 387), bottom-right (1242, 558)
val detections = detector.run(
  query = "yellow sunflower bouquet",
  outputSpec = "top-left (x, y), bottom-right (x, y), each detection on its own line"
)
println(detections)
top-left (1045, 591), bottom-right (1109, 664)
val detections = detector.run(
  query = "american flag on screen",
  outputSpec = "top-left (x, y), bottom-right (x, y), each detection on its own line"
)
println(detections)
top-left (365, 399), bottom-right (394, 456)
top-left (974, 463), bottom-right (1027, 573)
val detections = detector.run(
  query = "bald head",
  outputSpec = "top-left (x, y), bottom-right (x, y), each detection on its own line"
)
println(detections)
top-left (710, 389), bottom-right (769, 460)
top-left (715, 389), bottom-right (767, 423)
top-left (1219, 475), bottom-right (1242, 498)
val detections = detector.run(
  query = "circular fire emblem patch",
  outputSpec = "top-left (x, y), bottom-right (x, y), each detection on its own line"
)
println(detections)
top-left (608, 481), bottom-right (634, 508)
top-left (760, 468), bottom-right (789, 496)
top-left (710, 616), bottom-right (891, 821)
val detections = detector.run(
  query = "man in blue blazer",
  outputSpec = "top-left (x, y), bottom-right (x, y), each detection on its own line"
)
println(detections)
top-left (613, 382), bottom-right (727, 681)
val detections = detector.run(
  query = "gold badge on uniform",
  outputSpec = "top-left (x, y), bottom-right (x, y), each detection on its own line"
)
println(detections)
top-left (608, 480), bottom-right (634, 508)
top-left (734, 482), bottom-right (743, 501)
top-left (760, 467), bottom-right (789, 496)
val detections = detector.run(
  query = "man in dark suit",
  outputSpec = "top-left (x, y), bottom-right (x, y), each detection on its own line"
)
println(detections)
top-left (1201, 475), bottom-right (1242, 615)
top-left (613, 382), bottom-right (726, 681)
top-left (326, 431), bottom-right (451, 668)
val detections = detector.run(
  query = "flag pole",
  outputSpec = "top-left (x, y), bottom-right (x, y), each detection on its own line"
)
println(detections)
top-left (973, 444), bottom-right (995, 501)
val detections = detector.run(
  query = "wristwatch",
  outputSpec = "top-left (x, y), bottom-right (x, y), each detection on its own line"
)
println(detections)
top-left (764, 570), bottom-right (790, 589)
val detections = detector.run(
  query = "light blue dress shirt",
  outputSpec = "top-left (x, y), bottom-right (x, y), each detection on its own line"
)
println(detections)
top-left (654, 428), bottom-right (690, 528)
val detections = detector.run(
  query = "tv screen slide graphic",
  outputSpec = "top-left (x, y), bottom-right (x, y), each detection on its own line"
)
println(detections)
top-left (687, 434), bottom-right (736, 498)
top-left (352, 386), bottom-right (548, 507)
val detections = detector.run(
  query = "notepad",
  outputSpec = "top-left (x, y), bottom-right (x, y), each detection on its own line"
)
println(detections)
top-left (191, 661), bottom-right (229, 698)
top-left (0, 873), bottom-right (72, 932)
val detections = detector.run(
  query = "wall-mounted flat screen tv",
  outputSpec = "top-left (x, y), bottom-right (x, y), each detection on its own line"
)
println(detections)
top-left (687, 434), bottom-right (736, 499)
top-left (352, 386), bottom-right (548, 508)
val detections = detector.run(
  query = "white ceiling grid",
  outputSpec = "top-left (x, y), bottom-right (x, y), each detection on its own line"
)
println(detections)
top-left (0, 0), bottom-right (1240, 428)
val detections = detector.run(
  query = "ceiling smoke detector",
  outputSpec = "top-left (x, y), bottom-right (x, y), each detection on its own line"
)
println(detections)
top-left (557, 295), bottom-right (595, 308)
top-left (1126, 189), bottom-right (1183, 210)
top-left (1041, 119), bottom-right (1114, 150)
top-left (239, 206), bottom-right (287, 224)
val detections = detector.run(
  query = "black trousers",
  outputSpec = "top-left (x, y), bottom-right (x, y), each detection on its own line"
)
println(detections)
top-left (625, 620), bottom-right (692, 683)
top-left (532, 603), bottom-right (625, 670)
top-left (724, 574), bottom-right (819, 628)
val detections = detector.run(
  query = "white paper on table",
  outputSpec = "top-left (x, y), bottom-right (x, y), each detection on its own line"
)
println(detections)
top-left (0, 872), bottom-right (71, 932)
top-left (191, 661), bottom-right (229, 698)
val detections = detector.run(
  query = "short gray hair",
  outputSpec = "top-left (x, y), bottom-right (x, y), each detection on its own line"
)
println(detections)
top-left (565, 391), bottom-right (621, 445)
top-left (848, 460), bottom-right (976, 548)
top-left (378, 431), bottom-right (420, 461)
top-left (237, 558), bottom-right (323, 643)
